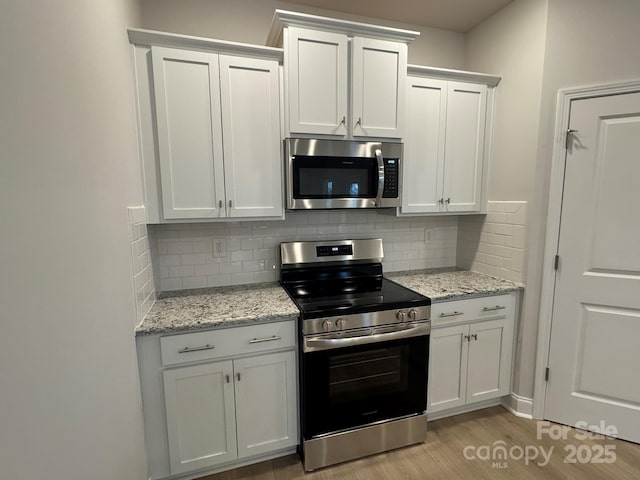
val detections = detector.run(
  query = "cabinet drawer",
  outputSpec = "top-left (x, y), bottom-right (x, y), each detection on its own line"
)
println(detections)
top-left (160, 321), bottom-right (296, 366)
top-left (431, 294), bottom-right (515, 327)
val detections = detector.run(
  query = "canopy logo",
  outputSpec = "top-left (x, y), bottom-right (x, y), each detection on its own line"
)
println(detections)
top-left (462, 420), bottom-right (617, 469)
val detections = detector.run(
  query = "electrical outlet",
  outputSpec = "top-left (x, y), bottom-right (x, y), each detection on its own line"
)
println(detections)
top-left (424, 228), bottom-right (434, 244)
top-left (213, 238), bottom-right (226, 258)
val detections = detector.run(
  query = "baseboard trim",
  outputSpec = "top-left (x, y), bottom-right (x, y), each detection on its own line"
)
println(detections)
top-left (427, 398), bottom-right (503, 421)
top-left (502, 393), bottom-right (534, 419)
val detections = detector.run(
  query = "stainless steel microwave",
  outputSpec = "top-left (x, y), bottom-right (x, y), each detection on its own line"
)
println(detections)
top-left (285, 138), bottom-right (402, 210)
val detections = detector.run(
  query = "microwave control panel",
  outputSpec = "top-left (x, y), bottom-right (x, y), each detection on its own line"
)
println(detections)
top-left (382, 159), bottom-right (399, 198)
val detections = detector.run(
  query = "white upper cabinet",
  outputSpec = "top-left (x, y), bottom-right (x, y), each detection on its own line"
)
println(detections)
top-left (443, 82), bottom-right (487, 213)
top-left (401, 67), bottom-right (499, 215)
top-left (218, 55), bottom-right (283, 218)
top-left (130, 29), bottom-right (284, 222)
top-left (352, 37), bottom-right (406, 138)
top-left (402, 77), bottom-right (447, 213)
top-left (152, 47), bottom-right (226, 220)
top-left (270, 9), bottom-right (418, 140)
top-left (286, 27), bottom-right (348, 136)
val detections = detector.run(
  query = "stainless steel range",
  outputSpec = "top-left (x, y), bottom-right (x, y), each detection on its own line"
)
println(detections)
top-left (279, 238), bottom-right (431, 471)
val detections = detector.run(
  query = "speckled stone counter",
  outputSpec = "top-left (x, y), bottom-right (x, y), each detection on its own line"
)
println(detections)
top-left (136, 282), bottom-right (298, 336)
top-left (387, 268), bottom-right (522, 302)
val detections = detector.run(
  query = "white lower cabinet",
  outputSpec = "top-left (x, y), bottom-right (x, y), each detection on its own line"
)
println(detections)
top-left (137, 321), bottom-right (298, 479)
top-left (163, 361), bottom-right (238, 474)
top-left (164, 351), bottom-right (297, 474)
top-left (427, 294), bottom-right (515, 415)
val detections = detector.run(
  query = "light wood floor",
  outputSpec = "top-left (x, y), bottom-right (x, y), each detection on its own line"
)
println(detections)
top-left (200, 406), bottom-right (640, 480)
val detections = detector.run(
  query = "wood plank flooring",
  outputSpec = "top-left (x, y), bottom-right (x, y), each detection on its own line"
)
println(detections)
top-left (201, 406), bottom-right (640, 480)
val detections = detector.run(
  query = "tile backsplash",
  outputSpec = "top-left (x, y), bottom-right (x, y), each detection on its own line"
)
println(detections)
top-left (457, 201), bottom-right (527, 283)
top-left (152, 211), bottom-right (459, 291)
top-left (128, 206), bottom-right (156, 323)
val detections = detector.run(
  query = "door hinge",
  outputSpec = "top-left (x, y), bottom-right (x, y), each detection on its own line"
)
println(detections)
top-left (566, 129), bottom-right (578, 150)
top-left (554, 255), bottom-right (560, 270)
top-left (545, 367), bottom-right (550, 382)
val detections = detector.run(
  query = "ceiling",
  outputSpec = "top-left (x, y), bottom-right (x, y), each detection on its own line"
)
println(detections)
top-left (282, 0), bottom-right (514, 32)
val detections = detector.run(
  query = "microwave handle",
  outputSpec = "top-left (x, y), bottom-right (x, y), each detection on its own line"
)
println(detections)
top-left (375, 149), bottom-right (384, 206)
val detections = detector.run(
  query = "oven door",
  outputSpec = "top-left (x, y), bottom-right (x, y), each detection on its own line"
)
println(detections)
top-left (301, 323), bottom-right (429, 439)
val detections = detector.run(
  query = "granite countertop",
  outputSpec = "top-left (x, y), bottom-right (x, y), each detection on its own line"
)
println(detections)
top-left (137, 269), bottom-right (523, 336)
top-left (387, 268), bottom-right (522, 302)
top-left (136, 282), bottom-right (298, 336)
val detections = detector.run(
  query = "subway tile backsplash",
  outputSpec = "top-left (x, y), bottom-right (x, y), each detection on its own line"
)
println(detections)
top-left (457, 201), bottom-right (527, 283)
top-left (128, 206), bottom-right (156, 323)
top-left (151, 211), bottom-right (459, 291)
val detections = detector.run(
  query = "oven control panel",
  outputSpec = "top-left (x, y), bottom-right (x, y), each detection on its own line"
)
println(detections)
top-left (316, 245), bottom-right (353, 257)
top-left (302, 306), bottom-right (431, 336)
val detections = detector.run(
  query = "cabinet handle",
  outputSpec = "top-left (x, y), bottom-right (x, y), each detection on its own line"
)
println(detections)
top-left (464, 335), bottom-right (471, 342)
top-left (225, 374), bottom-right (230, 384)
top-left (471, 333), bottom-right (478, 341)
top-left (237, 373), bottom-right (241, 382)
top-left (249, 335), bottom-right (282, 344)
top-left (438, 198), bottom-right (444, 205)
top-left (440, 311), bottom-right (464, 318)
top-left (445, 197), bottom-right (451, 204)
top-left (229, 200), bottom-right (233, 208)
top-left (340, 116), bottom-right (346, 125)
top-left (218, 200), bottom-right (222, 208)
top-left (178, 344), bottom-right (215, 354)
top-left (483, 305), bottom-right (506, 312)
top-left (355, 117), bottom-right (361, 128)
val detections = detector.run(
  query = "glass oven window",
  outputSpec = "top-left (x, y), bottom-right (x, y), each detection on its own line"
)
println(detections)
top-left (292, 156), bottom-right (377, 199)
top-left (329, 346), bottom-right (407, 402)
top-left (302, 334), bottom-right (429, 438)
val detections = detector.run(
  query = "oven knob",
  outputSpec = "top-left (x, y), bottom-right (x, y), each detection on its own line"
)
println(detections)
top-left (396, 310), bottom-right (406, 322)
top-left (322, 319), bottom-right (334, 332)
top-left (408, 309), bottom-right (418, 321)
top-left (336, 318), bottom-right (346, 330)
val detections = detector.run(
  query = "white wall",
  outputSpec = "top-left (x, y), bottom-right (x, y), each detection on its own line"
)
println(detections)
top-left (464, 0), bottom-right (548, 399)
top-left (465, 0), bottom-right (548, 202)
top-left (140, 0), bottom-right (466, 68)
top-left (0, 1), bottom-right (148, 479)
top-left (525, 0), bottom-right (640, 400)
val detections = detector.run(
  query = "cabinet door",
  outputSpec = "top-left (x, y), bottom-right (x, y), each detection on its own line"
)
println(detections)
top-left (163, 361), bottom-right (237, 474)
top-left (401, 77), bottom-right (447, 213)
top-left (286, 27), bottom-right (348, 136)
top-left (151, 47), bottom-right (226, 219)
top-left (352, 37), bottom-right (406, 139)
top-left (442, 81), bottom-right (487, 212)
top-left (428, 324), bottom-right (469, 413)
top-left (234, 351), bottom-right (298, 458)
top-left (466, 318), bottom-right (513, 403)
top-left (219, 55), bottom-right (283, 218)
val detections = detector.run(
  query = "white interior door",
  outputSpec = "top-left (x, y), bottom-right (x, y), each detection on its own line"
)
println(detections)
top-left (545, 91), bottom-right (640, 443)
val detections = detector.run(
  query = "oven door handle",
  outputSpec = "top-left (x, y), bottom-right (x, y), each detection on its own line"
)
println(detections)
top-left (304, 323), bottom-right (430, 352)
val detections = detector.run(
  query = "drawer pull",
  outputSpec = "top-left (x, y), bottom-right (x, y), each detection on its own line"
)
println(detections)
top-left (440, 311), bottom-right (464, 318)
top-left (249, 335), bottom-right (282, 344)
top-left (178, 344), bottom-right (215, 354)
top-left (482, 306), bottom-right (506, 312)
